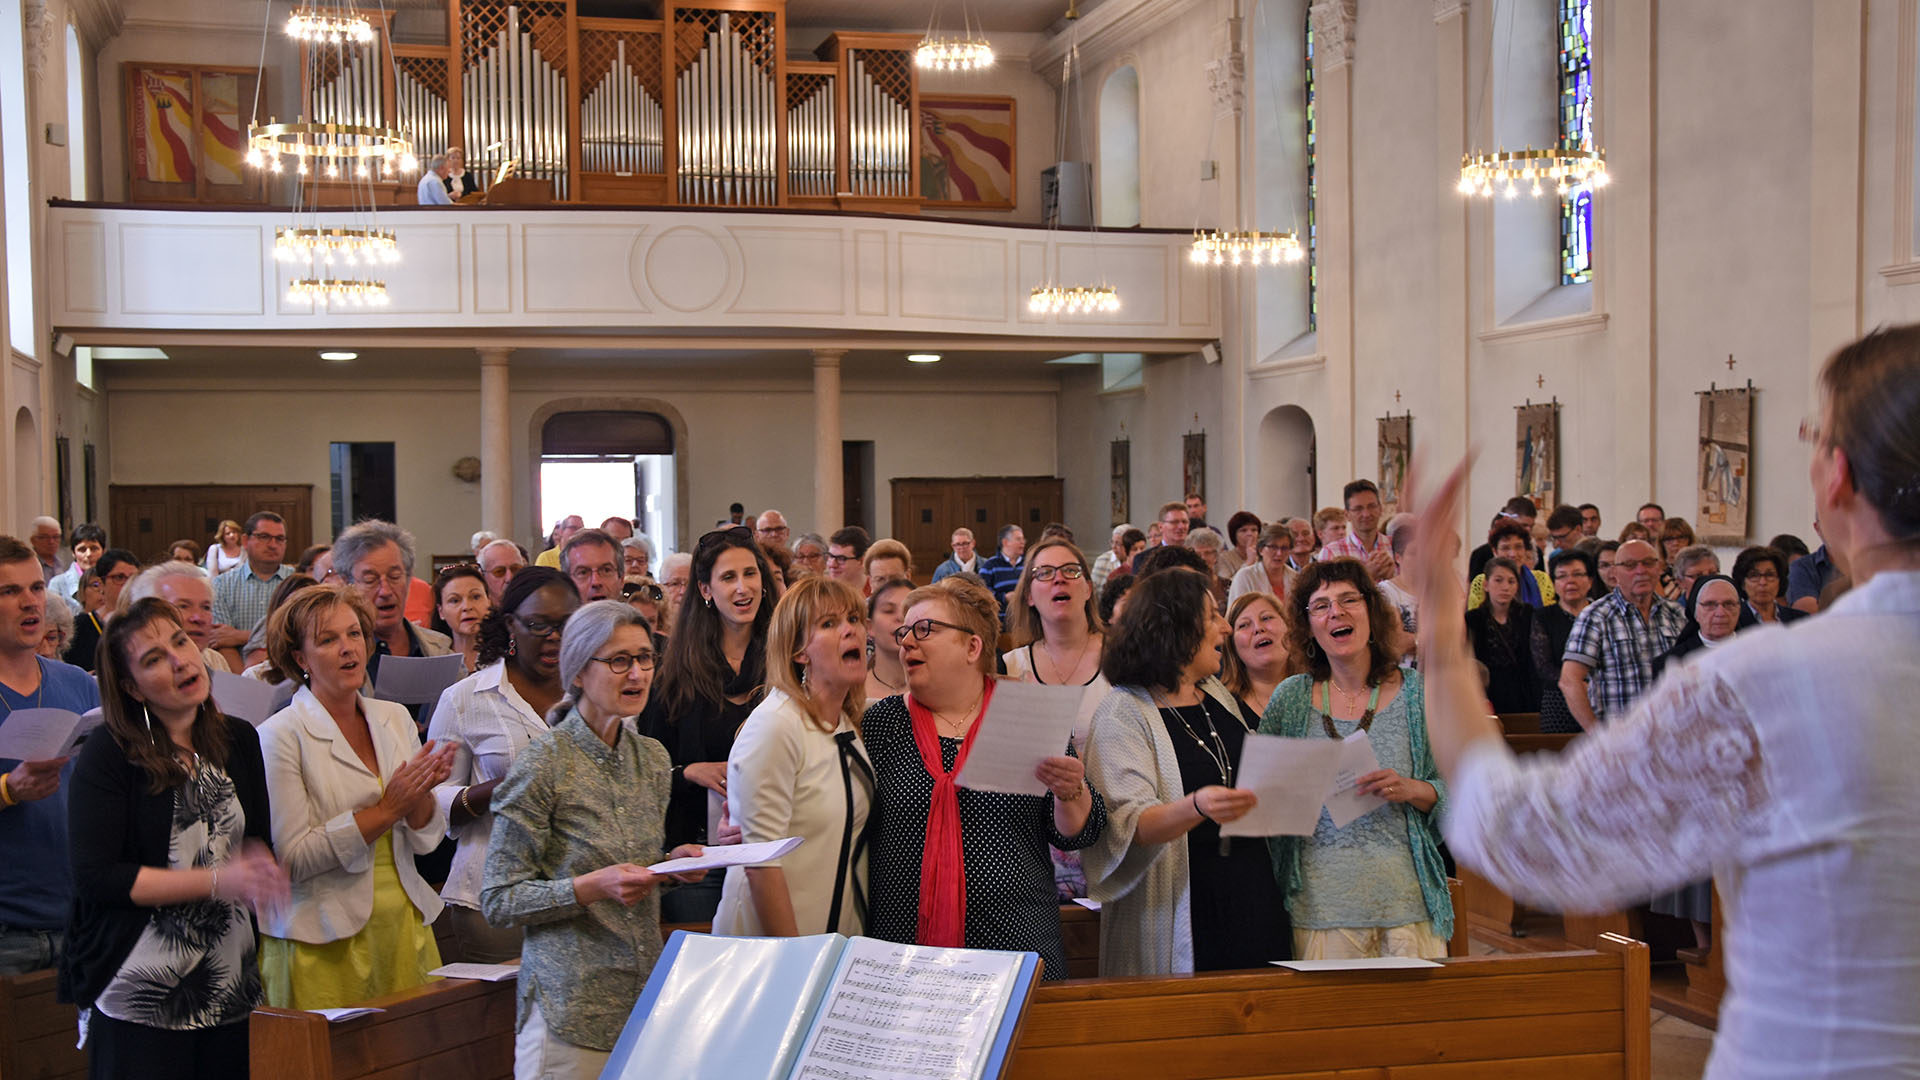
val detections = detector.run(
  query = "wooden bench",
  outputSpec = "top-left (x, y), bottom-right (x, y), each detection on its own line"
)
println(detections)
top-left (1006, 935), bottom-right (1651, 1080)
top-left (0, 969), bottom-right (85, 1080)
top-left (250, 976), bottom-right (517, 1080)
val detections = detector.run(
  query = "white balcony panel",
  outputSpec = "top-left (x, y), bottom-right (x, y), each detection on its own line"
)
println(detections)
top-left (51, 207), bottom-right (1218, 342)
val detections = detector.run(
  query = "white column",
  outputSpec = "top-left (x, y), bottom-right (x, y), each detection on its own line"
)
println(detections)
top-left (1603, 0), bottom-right (1658, 516)
top-left (1435, 1), bottom-right (1472, 544)
top-left (478, 346), bottom-right (513, 538)
top-left (1217, 4), bottom-right (1249, 512)
top-left (812, 349), bottom-right (845, 534)
top-left (1309, 0), bottom-right (1357, 487)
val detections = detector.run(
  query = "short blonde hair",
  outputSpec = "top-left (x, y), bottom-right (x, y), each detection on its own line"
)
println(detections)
top-left (902, 576), bottom-right (1000, 674)
top-left (1312, 507), bottom-right (1348, 533)
top-left (266, 583), bottom-right (375, 684)
top-left (863, 538), bottom-right (914, 577)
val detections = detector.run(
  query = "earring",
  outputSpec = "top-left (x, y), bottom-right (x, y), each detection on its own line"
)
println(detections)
top-left (800, 663), bottom-right (811, 690)
top-left (142, 703), bottom-right (156, 739)
top-left (1305, 638), bottom-right (1319, 659)
top-left (507, 635), bottom-right (517, 657)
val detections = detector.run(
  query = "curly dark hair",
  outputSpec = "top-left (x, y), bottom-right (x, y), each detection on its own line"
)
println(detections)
top-left (1133, 544), bottom-right (1208, 580)
top-left (429, 563), bottom-right (489, 638)
top-left (1098, 572), bottom-right (1135, 626)
top-left (1731, 546), bottom-right (1789, 595)
top-left (1100, 569), bottom-right (1213, 692)
top-left (475, 566), bottom-right (573, 667)
top-left (1487, 520), bottom-right (1532, 550)
top-left (1284, 558), bottom-right (1402, 687)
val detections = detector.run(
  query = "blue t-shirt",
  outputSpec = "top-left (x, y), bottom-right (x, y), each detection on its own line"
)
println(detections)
top-left (0, 656), bottom-right (102, 930)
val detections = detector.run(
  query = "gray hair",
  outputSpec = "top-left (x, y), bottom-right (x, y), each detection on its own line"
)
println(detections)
top-left (793, 532), bottom-right (827, 555)
top-left (560, 528), bottom-right (624, 576)
top-left (659, 551), bottom-right (691, 580)
top-left (1673, 544), bottom-right (1719, 578)
top-left (43, 592), bottom-right (74, 638)
top-left (428, 154), bottom-right (448, 171)
top-left (1185, 529), bottom-right (1224, 552)
top-left (124, 560), bottom-right (211, 605)
top-left (30, 516), bottom-right (60, 532)
top-left (470, 530), bottom-right (501, 553)
top-left (548, 599), bottom-right (651, 724)
top-left (331, 519), bottom-right (416, 579)
top-left (1111, 523), bottom-right (1136, 543)
top-left (621, 534), bottom-right (656, 563)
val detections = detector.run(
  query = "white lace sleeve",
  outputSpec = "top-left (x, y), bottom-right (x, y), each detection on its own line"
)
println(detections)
top-left (1446, 662), bottom-right (1769, 912)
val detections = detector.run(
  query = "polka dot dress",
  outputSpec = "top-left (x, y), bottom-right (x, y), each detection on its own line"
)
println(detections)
top-left (861, 694), bottom-right (1106, 980)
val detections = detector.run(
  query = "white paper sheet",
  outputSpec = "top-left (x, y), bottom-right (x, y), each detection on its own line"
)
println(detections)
top-left (210, 670), bottom-right (281, 726)
top-left (1323, 730), bottom-right (1389, 828)
top-left (1217, 732), bottom-right (1343, 837)
top-left (647, 836), bottom-right (803, 874)
top-left (428, 962), bottom-right (519, 982)
top-left (1273, 957), bottom-right (1442, 971)
top-left (372, 652), bottom-right (467, 728)
top-left (952, 681), bottom-right (1082, 797)
top-left (0, 708), bottom-right (97, 761)
top-left (311, 1007), bottom-right (386, 1021)
top-left (1070, 897), bottom-right (1101, 911)
top-left (790, 936), bottom-right (1022, 1080)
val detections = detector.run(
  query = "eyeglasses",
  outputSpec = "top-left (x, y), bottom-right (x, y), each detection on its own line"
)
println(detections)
top-left (892, 617), bottom-right (974, 646)
top-left (1306, 594), bottom-right (1367, 618)
top-left (756, 525), bottom-right (790, 536)
top-left (1696, 600), bottom-right (1742, 612)
top-left (590, 651), bottom-right (656, 673)
top-left (825, 553), bottom-right (855, 566)
top-left (249, 532), bottom-right (288, 544)
top-left (354, 568), bottom-right (411, 590)
top-left (1743, 569), bottom-right (1779, 582)
top-left (512, 613), bottom-right (570, 638)
top-left (1615, 557), bottom-right (1662, 570)
top-left (1029, 564), bottom-right (1086, 583)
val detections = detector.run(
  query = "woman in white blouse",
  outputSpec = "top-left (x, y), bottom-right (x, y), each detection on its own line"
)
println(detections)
top-left (257, 585), bottom-right (456, 1009)
top-left (1405, 326), bottom-right (1920, 1080)
top-left (205, 519), bottom-right (245, 577)
top-left (713, 576), bottom-right (873, 937)
top-left (427, 567), bottom-right (578, 962)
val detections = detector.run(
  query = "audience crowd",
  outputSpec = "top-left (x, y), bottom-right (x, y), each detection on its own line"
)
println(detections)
top-left (0, 450), bottom-right (1848, 1079)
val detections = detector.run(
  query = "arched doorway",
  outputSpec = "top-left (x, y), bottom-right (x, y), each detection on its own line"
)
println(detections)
top-left (13, 407), bottom-right (41, 528)
top-left (537, 409), bottom-right (679, 554)
top-left (1258, 405), bottom-right (1316, 518)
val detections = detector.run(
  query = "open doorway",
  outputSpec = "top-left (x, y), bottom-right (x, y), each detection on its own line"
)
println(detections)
top-left (539, 411), bottom-right (677, 554)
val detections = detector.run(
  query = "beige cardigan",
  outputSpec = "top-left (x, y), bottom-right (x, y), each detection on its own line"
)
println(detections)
top-left (1080, 677), bottom-right (1246, 976)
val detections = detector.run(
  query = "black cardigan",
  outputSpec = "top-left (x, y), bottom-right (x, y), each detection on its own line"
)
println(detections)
top-left (59, 716), bottom-right (272, 1010)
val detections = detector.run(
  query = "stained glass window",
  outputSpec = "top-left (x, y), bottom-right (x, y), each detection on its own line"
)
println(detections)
top-left (1305, 10), bottom-right (1318, 330)
top-left (1559, 0), bottom-right (1594, 284)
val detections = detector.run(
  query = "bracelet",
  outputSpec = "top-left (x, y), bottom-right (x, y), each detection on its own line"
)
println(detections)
top-left (457, 785), bottom-right (476, 819)
top-left (0, 773), bottom-right (14, 809)
top-left (1056, 781), bottom-right (1084, 803)
top-left (1191, 792), bottom-right (1213, 823)
top-left (209, 865), bottom-right (220, 901)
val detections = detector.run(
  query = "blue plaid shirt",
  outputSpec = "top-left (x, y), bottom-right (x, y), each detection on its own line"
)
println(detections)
top-left (1561, 590), bottom-right (1687, 722)
top-left (212, 562), bottom-right (292, 635)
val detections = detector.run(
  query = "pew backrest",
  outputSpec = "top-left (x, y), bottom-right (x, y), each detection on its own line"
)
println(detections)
top-left (0, 969), bottom-right (85, 1080)
top-left (1008, 935), bottom-right (1651, 1080)
top-left (250, 975), bottom-right (516, 1080)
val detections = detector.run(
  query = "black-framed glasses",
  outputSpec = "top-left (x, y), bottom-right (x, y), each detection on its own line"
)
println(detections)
top-left (590, 651), bottom-right (656, 673)
top-left (892, 617), bottom-right (973, 646)
top-left (512, 613), bottom-right (570, 638)
top-left (1029, 564), bottom-right (1086, 583)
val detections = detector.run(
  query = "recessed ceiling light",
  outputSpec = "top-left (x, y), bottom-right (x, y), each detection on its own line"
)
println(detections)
top-left (907, 353), bottom-right (942, 364)
top-left (319, 351), bottom-right (358, 362)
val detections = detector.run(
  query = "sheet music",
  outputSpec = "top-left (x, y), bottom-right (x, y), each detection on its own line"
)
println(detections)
top-left (952, 681), bottom-right (1081, 797)
top-left (1217, 732), bottom-right (1342, 837)
top-left (427, 962), bottom-right (519, 982)
top-left (311, 1007), bottom-right (385, 1021)
top-left (1323, 730), bottom-right (1389, 828)
top-left (0, 708), bottom-right (96, 761)
top-left (372, 653), bottom-right (467, 728)
top-left (647, 836), bottom-right (803, 874)
top-left (210, 670), bottom-right (280, 726)
top-left (790, 937), bottom-right (1021, 1080)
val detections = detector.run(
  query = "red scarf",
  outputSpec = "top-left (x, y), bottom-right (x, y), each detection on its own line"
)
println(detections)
top-left (906, 678), bottom-right (995, 947)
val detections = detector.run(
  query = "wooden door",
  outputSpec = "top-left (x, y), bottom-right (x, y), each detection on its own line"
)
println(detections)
top-left (890, 477), bottom-right (1064, 577)
top-left (111, 485), bottom-right (314, 563)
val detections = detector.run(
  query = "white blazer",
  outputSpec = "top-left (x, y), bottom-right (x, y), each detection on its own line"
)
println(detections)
top-left (259, 686), bottom-right (448, 944)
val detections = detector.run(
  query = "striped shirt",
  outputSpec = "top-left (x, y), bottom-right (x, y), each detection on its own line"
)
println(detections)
top-left (1317, 531), bottom-right (1391, 562)
top-left (212, 562), bottom-right (292, 634)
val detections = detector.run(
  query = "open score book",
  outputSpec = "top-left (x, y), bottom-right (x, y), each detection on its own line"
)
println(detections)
top-left (601, 931), bottom-right (1042, 1080)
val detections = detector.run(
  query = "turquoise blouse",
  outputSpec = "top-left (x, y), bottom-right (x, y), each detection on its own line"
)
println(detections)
top-left (1258, 669), bottom-right (1454, 940)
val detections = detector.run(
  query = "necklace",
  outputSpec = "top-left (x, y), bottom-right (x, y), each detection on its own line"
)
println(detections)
top-left (870, 664), bottom-right (904, 692)
top-left (1151, 690), bottom-right (1246, 786)
top-left (1317, 680), bottom-right (1382, 738)
top-left (930, 689), bottom-right (984, 737)
top-left (1036, 634), bottom-right (1095, 685)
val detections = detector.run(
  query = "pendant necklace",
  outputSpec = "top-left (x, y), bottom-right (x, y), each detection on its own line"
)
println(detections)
top-left (1317, 680), bottom-right (1381, 739)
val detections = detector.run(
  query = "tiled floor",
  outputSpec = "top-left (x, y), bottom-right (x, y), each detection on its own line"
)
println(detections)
top-left (1650, 1008), bottom-right (1715, 1079)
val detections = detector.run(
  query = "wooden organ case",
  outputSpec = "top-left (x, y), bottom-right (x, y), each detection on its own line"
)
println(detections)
top-left (298, 0), bottom-right (925, 211)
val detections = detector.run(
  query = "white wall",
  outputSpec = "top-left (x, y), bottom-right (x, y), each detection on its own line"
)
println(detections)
top-left (106, 369), bottom-right (1059, 560)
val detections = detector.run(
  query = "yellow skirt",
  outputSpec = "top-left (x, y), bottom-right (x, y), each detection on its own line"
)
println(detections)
top-left (261, 838), bottom-right (442, 1010)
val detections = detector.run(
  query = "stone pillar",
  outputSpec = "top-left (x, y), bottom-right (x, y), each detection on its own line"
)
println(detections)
top-left (478, 346), bottom-right (513, 538)
top-left (812, 349), bottom-right (846, 535)
top-left (1309, 0), bottom-right (1358, 484)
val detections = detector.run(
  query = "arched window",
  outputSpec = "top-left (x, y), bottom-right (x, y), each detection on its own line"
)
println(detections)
top-left (1098, 65), bottom-right (1141, 228)
top-left (66, 24), bottom-right (87, 200)
top-left (1, 0), bottom-right (37, 356)
top-left (1559, 0), bottom-right (1593, 284)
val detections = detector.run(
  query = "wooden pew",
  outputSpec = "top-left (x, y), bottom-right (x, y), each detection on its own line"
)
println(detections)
top-left (0, 969), bottom-right (86, 1080)
top-left (1006, 935), bottom-right (1652, 1080)
top-left (249, 976), bottom-right (517, 1080)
